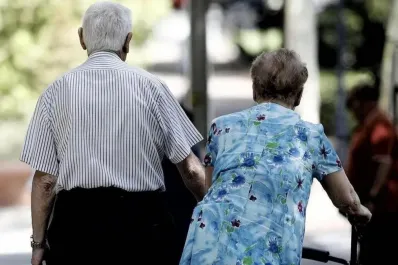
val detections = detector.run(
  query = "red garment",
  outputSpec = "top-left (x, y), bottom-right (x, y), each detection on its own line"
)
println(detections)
top-left (346, 109), bottom-right (398, 212)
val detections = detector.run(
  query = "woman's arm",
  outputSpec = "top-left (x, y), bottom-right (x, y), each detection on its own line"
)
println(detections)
top-left (205, 167), bottom-right (214, 190)
top-left (321, 170), bottom-right (371, 225)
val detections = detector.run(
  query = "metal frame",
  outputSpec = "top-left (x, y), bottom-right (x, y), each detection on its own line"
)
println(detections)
top-left (302, 227), bottom-right (358, 264)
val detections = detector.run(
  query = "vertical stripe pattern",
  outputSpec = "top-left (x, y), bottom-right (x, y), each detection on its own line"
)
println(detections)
top-left (20, 52), bottom-right (203, 192)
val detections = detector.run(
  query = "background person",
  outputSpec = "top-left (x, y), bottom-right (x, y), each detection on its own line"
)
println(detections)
top-left (346, 82), bottom-right (398, 265)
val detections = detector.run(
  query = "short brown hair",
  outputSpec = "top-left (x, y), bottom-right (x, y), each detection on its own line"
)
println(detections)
top-left (346, 82), bottom-right (380, 109)
top-left (250, 48), bottom-right (308, 105)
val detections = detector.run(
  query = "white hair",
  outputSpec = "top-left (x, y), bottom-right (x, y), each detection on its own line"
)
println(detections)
top-left (82, 1), bottom-right (132, 54)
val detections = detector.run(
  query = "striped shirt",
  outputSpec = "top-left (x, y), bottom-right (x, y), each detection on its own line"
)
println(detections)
top-left (20, 51), bottom-right (203, 192)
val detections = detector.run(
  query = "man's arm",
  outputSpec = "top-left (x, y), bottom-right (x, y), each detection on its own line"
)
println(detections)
top-left (369, 157), bottom-right (392, 198)
top-left (176, 152), bottom-right (206, 201)
top-left (321, 170), bottom-right (371, 224)
top-left (205, 167), bottom-right (213, 190)
top-left (31, 170), bottom-right (57, 244)
top-left (368, 124), bottom-right (395, 200)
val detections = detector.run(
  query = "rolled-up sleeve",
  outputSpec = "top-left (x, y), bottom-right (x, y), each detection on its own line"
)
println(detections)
top-left (157, 82), bottom-right (203, 164)
top-left (203, 119), bottom-right (219, 167)
top-left (20, 94), bottom-right (59, 176)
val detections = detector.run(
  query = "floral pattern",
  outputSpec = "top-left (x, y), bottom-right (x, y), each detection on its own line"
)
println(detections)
top-left (180, 103), bottom-right (342, 265)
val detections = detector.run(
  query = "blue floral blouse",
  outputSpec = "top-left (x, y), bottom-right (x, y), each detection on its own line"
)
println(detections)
top-left (180, 103), bottom-right (342, 265)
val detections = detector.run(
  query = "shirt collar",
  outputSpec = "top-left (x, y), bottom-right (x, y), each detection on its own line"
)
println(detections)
top-left (88, 51), bottom-right (122, 61)
top-left (84, 51), bottom-right (125, 69)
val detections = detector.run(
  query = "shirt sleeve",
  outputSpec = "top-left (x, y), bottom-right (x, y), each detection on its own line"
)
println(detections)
top-left (20, 93), bottom-right (59, 176)
top-left (370, 124), bottom-right (394, 155)
top-left (157, 81), bottom-right (203, 164)
top-left (203, 119), bottom-right (219, 167)
top-left (313, 124), bottom-right (343, 181)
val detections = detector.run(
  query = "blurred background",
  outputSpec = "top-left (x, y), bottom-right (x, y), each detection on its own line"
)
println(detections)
top-left (0, 0), bottom-right (396, 264)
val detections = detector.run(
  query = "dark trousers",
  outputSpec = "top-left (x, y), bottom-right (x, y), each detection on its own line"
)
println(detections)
top-left (46, 187), bottom-right (179, 265)
top-left (359, 213), bottom-right (398, 265)
top-left (163, 158), bottom-right (197, 259)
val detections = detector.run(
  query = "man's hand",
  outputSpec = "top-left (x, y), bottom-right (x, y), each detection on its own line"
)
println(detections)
top-left (31, 170), bottom-right (56, 265)
top-left (176, 152), bottom-right (206, 201)
top-left (31, 248), bottom-right (45, 265)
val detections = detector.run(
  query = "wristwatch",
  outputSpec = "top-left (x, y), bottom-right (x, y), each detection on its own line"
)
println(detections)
top-left (30, 235), bottom-right (46, 249)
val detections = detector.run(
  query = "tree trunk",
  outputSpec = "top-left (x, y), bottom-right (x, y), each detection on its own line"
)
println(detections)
top-left (284, 0), bottom-right (320, 124)
top-left (380, 0), bottom-right (398, 115)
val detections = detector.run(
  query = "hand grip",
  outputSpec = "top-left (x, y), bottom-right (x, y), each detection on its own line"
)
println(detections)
top-left (302, 247), bottom-right (330, 263)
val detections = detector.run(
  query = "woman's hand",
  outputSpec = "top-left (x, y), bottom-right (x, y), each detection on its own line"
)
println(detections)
top-left (364, 201), bottom-right (375, 213)
top-left (348, 205), bottom-right (372, 226)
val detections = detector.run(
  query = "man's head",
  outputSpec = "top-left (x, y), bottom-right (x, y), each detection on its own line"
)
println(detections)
top-left (250, 48), bottom-right (308, 109)
top-left (78, 1), bottom-right (133, 61)
top-left (346, 82), bottom-right (380, 122)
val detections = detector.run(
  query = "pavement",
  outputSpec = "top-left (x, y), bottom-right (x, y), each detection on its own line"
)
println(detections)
top-left (0, 73), bottom-right (352, 264)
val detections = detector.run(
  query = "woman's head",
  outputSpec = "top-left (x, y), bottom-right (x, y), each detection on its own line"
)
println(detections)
top-left (250, 48), bottom-right (308, 108)
top-left (346, 83), bottom-right (380, 122)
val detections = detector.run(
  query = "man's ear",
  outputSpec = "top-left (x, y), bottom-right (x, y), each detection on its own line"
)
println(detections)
top-left (78, 27), bottom-right (87, 50)
top-left (123, 32), bottom-right (133, 53)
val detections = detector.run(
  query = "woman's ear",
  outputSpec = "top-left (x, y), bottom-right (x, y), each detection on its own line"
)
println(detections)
top-left (294, 88), bottom-right (304, 107)
top-left (253, 89), bottom-right (258, 103)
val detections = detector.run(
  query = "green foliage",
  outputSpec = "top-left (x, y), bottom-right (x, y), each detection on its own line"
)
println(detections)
top-left (0, 0), bottom-right (170, 121)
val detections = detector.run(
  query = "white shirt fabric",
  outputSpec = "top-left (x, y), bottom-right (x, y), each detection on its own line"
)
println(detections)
top-left (20, 51), bottom-right (203, 193)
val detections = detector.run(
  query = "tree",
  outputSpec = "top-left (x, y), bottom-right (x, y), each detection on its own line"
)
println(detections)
top-left (380, 0), bottom-right (398, 114)
top-left (0, 0), bottom-right (169, 121)
top-left (284, 0), bottom-right (320, 123)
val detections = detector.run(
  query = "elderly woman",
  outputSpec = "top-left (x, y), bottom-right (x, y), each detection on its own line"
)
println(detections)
top-left (180, 49), bottom-right (371, 265)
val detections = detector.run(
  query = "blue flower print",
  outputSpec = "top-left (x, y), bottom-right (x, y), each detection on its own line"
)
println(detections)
top-left (241, 153), bottom-right (257, 168)
top-left (297, 201), bottom-right (305, 216)
top-left (232, 175), bottom-right (246, 188)
top-left (289, 147), bottom-right (300, 158)
top-left (319, 144), bottom-right (331, 159)
top-left (257, 114), bottom-right (266, 121)
top-left (295, 176), bottom-right (304, 190)
top-left (296, 127), bottom-right (308, 142)
top-left (303, 151), bottom-right (311, 160)
top-left (216, 189), bottom-right (228, 201)
top-left (268, 237), bottom-right (282, 254)
top-left (273, 154), bottom-right (286, 165)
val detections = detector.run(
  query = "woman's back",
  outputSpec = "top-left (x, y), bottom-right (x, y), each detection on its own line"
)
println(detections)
top-left (180, 49), bottom-right (371, 265)
top-left (181, 103), bottom-right (341, 265)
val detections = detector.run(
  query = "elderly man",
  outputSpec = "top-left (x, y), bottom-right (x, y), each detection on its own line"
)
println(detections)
top-left (21, 2), bottom-right (205, 265)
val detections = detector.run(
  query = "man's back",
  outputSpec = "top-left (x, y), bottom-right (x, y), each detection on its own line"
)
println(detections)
top-left (22, 51), bottom-right (202, 193)
top-left (22, 3), bottom-right (206, 265)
